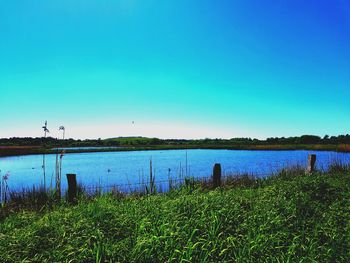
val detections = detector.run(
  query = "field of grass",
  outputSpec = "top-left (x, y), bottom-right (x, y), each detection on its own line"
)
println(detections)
top-left (0, 166), bottom-right (349, 262)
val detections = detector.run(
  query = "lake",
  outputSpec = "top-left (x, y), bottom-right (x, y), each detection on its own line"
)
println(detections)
top-left (1, 149), bottom-right (350, 193)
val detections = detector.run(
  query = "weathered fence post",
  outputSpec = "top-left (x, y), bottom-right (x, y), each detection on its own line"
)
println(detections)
top-left (66, 174), bottom-right (77, 203)
top-left (213, 163), bottom-right (222, 188)
top-left (307, 154), bottom-right (317, 173)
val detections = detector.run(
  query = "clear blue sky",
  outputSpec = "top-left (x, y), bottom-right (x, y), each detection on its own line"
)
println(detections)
top-left (1, 0), bottom-right (350, 139)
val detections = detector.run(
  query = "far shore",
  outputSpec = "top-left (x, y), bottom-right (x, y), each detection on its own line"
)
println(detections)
top-left (1, 144), bottom-right (350, 157)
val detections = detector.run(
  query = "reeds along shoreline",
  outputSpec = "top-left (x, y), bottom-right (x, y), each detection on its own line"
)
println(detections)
top-left (1, 162), bottom-right (350, 220)
top-left (1, 143), bottom-right (350, 158)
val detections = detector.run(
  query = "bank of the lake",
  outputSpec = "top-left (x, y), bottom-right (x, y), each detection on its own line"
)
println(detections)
top-left (0, 167), bottom-right (349, 262)
top-left (1, 143), bottom-right (350, 157)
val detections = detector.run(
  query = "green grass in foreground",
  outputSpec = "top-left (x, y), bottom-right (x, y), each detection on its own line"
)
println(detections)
top-left (1, 169), bottom-right (350, 262)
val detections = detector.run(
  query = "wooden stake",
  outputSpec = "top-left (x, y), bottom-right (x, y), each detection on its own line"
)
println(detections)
top-left (66, 174), bottom-right (77, 203)
top-left (213, 163), bottom-right (222, 188)
top-left (307, 154), bottom-right (317, 173)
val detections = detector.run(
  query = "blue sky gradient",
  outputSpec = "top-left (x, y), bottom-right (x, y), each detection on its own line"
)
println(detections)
top-left (1, 0), bottom-right (350, 139)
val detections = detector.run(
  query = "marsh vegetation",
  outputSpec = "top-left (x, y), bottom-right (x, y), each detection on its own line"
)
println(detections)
top-left (0, 164), bottom-right (349, 262)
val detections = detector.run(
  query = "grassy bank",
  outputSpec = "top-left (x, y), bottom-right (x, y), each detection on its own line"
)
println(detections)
top-left (1, 143), bottom-right (350, 157)
top-left (0, 146), bottom-right (46, 157)
top-left (1, 166), bottom-right (349, 262)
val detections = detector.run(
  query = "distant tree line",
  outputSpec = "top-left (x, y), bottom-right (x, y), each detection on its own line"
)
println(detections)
top-left (0, 134), bottom-right (350, 148)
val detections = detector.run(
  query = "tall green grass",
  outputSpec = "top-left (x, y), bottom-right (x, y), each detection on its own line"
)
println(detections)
top-left (0, 169), bottom-right (349, 262)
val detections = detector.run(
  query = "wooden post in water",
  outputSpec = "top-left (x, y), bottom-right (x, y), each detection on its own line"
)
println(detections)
top-left (307, 154), bottom-right (317, 173)
top-left (66, 174), bottom-right (77, 203)
top-left (213, 163), bottom-right (222, 188)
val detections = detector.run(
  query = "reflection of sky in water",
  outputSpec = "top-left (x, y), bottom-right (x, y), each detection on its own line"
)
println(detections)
top-left (1, 149), bottom-right (349, 193)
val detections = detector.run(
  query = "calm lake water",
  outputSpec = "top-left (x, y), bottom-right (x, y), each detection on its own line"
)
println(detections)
top-left (1, 149), bottom-right (350, 193)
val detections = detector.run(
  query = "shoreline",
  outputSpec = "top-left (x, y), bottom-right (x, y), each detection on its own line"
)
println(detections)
top-left (1, 144), bottom-right (350, 157)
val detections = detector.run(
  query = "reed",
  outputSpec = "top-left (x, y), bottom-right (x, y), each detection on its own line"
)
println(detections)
top-left (328, 160), bottom-right (350, 173)
top-left (337, 144), bottom-right (350, 152)
top-left (145, 157), bottom-right (156, 194)
top-left (0, 171), bottom-right (10, 205)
